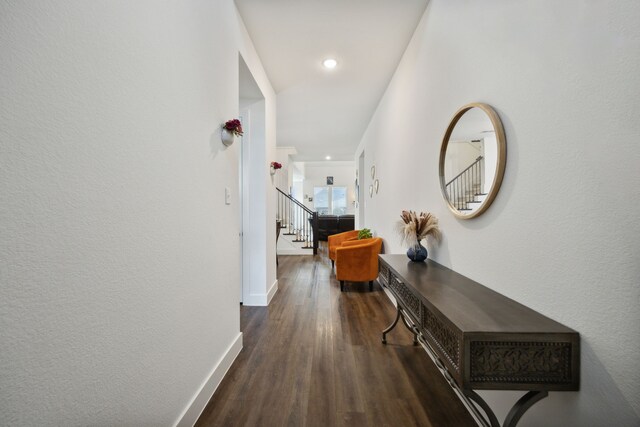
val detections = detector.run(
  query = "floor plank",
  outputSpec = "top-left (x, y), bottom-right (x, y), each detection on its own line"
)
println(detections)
top-left (195, 245), bottom-right (476, 427)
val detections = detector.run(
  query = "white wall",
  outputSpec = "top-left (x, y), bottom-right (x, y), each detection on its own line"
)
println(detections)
top-left (0, 1), bottom-right (276, 425)
top-left (482, 134), bottom-right (497, 194)
top-left (355, 1), bottom-right (640, 426)
top-left (357, 152), bottom-right (366, 228)
top-left (302, 161), bottom-right (356, 214)
top-left (274, 146), bottom-right (297, 192)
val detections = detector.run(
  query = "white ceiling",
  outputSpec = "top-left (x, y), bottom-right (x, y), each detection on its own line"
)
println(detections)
top-left (235, 0), bottom-right (429, 161)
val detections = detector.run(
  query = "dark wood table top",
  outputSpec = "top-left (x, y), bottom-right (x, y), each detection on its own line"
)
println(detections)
top-left (379, 254), bottom-right (577, 335)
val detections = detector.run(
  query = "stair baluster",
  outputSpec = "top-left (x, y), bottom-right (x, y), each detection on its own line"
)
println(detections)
top-left (276, 187), bottom-right (317, 255)
top-left (445, 156), bottom-right (485, 212)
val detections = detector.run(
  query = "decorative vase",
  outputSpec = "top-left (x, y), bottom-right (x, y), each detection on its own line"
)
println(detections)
top-left (406, 243), bottom-right (428, 262)
top-left (221, 129), bottom-right (235, 146)
top-left (270, 166), bottom-right (276, 176)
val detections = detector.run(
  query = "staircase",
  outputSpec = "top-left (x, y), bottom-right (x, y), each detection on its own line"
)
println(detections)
top-left (276, 187), bottom-right (318, 255)
top-left (445, 156), bottom-right (486, 212)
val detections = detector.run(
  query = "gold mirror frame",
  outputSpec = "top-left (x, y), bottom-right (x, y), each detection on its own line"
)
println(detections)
top-left (438, 103), bottom-right (506, 220)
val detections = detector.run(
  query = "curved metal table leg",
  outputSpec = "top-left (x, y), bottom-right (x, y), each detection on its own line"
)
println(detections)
top-left (464, 390), bottom-right (501, 427)
top-left (503, 391), bottom-right (548, 427)
top-left (382, 304), bottom-right (418, 345)
top-left (463, 389), bottom-right (549, 427)
top-left (382, 305), bottom-right (401, 344)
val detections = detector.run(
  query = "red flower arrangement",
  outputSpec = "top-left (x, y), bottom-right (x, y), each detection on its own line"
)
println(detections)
top-left (223, 119), bottom-right (243, 136)
top-left (270, 161), bottom-right (283, 170)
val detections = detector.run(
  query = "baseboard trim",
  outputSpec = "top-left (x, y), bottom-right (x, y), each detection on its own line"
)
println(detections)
top-left (277, 249), bottom-right (314, 255)
top-left (266, 279), bottom-right (278, 305)
top-left (174, 332), bottom-right (243, 427)
top-left (243, 280), bottom-right (278, 306)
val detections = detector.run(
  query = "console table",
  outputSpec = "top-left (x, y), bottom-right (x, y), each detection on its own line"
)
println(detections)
top-left (378, 255), bottom-right (579, 427)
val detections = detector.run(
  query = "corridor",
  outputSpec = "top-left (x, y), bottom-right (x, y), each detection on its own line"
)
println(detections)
top-left (196, 247), bottom-right (475, 426)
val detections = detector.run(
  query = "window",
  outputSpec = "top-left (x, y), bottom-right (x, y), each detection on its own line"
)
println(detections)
top-left (313, 187), bottom-right (329, 215)
top-left (314, 186), bottom-right (347, 215)
top-left (331, 187), bottom-right (346, 215)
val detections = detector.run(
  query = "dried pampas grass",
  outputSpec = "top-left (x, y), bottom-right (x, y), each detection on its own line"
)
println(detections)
top-left (397, 210), bottom-right (441, 249)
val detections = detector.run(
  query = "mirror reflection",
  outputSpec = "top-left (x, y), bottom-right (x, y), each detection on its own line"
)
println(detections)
top-left (439, 103), bottom-right (506, 219)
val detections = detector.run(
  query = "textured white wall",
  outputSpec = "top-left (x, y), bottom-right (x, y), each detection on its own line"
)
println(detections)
top-left (356, 1), bottom-right (640, 425)
top-left (0, 0), bottom-right (275, 425)
top-left (274, 147), bottom-right (298, 193)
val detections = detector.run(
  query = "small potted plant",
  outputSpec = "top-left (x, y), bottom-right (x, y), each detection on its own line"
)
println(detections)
top-left (397, 210), bottom-right (441, 262)
top-left (270, 161), bottom-right (282, 175)
top-left (358, 228), bottom-right (372, 239)
top-left (221, 119), bottom-right (243, 146)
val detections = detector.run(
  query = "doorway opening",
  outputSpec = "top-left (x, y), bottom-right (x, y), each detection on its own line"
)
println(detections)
top-left (239, 54), bottom-right (265, 305)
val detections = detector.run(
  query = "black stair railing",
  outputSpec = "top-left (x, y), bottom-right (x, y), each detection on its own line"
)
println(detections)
top-left (276, 187), bottom-right (318, 255)
top-left (445, 156), bottom-right (485, 211)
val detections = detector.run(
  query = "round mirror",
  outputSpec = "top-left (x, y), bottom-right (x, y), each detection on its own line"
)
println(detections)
top-left (439, 103), bottom-right (506, 219)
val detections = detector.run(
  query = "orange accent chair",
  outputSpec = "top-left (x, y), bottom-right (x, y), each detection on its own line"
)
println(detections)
top-left (335, 237), bottom-right (383, 292)
top-left (328, 230), bottom-right (360, 268)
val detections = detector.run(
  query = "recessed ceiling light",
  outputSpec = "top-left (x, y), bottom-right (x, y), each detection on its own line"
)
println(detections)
top-left (325, 156), bottom-right (331, 160)
top-left (323, 58), bottom-right (337, 69)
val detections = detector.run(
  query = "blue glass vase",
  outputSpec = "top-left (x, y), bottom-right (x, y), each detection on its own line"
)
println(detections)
top-left (407, 243), bottom-right (428, 262)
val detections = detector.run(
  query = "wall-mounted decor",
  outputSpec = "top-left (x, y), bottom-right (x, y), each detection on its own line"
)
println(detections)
top-left (326, 176), bottom-right (334, 185)
top-left (374, 179), bottom-right (379, 194)
top-left (221, 118), bottom-right (243, 146)
top-left (270, 161), bottom-right (282, 175)
top-left (370, 165), bottom-right (376, 179)
top-left (369, 184), bottom-right (374, 198)
top-left (439, 103), bottom-right (506, 219)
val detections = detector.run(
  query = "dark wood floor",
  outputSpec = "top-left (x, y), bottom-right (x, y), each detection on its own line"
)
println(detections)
top-left (196, 245), bottom-right (476, 427)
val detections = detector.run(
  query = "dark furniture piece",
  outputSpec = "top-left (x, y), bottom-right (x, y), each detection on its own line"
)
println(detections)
top-left (337, 214), bottom-right (354, 233)
top-left (378, 255), bottom-right (580, 427)
top-left (314, 214), bottom-right (355, 241)
top-left (315, 215), bottom-right (338, 241)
